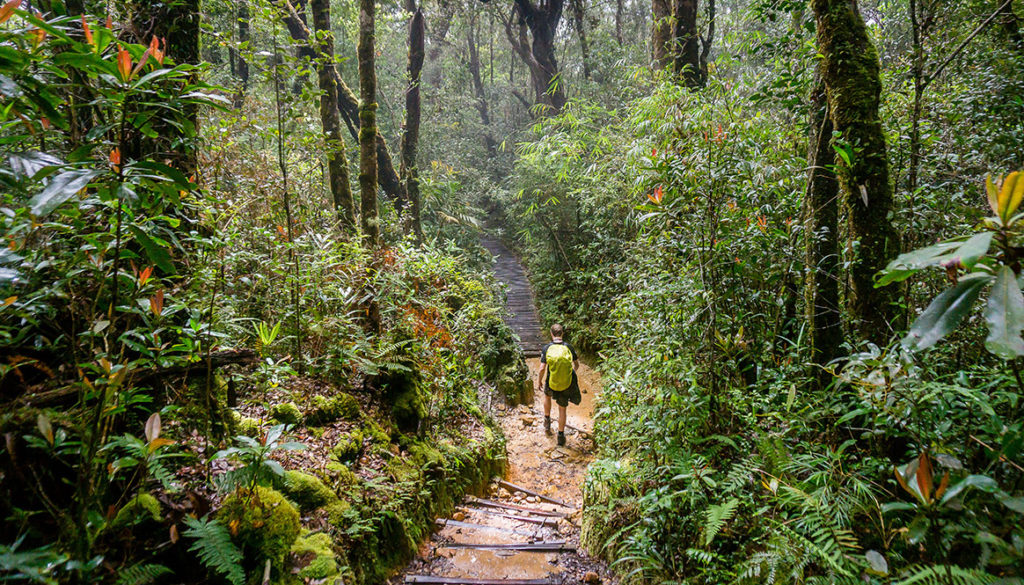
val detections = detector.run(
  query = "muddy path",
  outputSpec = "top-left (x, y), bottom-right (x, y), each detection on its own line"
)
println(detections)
top-left (391, 241), bottom-right (612, 585)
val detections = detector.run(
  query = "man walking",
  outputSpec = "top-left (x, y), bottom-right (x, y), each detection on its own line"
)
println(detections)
top-left (536, 323), bottom-right (581, 446)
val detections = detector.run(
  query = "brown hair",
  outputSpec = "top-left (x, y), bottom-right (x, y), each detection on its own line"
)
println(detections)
top-left (550, 323), bottom-right (564, 338)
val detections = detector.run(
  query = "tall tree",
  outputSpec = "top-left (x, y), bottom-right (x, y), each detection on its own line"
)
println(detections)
top-left (804, 74), bottom-right (843, 385)
top-left (358, 0), bottom-right (380, 246)
top-left (671, 0), bottom-right (701, 86)
top-left (311, 0), bottom-right (356, 232)
top-left (569, 0), bottom-right (592, 79)
top-left (400, 8), bottom-right (426, 242)
top-left (280, 1), bottom-right (407, 206)
top-left (426, 0), bottom-right (457, 88)
top-left (467, 13), bottom-right (498, 155)
top-left (232, 0), bottom-right (251, 108)
top-left (813, 0), bottom-right (897, 343)
top-left (503, 0), bottom-right (567, 114)
top-left (290, 0), bottom-right (317, 93)
top-left (651, 0), bottom-right (671, 68)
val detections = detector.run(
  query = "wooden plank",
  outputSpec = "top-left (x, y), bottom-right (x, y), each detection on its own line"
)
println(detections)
top-left (467, 507), bottom-right (557, 526)
top-left (438, 541), bottom-right (573, 552)
top-left (497, 480), bottom-right (575, 509)
top-left (405, 576), bottom-right (555, 585)
top-left (464, 496), bottom-right (565, 517)
top-left (434, 518), bottom-right (532, 536)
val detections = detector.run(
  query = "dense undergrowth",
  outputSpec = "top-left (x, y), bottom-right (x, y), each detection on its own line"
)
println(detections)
top-left (496, 15), bottom-right (1024, 584)
top-left (0, 8), bottom-right (527, 584)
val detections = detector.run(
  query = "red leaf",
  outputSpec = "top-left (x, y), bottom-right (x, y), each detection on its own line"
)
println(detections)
top-left (81, 16), bottom-right (93, 46)
top-left (105, 15), bottom-right (112, 29)
top-left (109, 147), bottom-right (121, 166)
top-left (0, 0), bottom-right (22, 24)
top-left (116, 47), bottom-right (132, 81)
top-left (138, 266), bottom-right (153, 287)
top-left (150, 289), bottom-right (164, 317)
top-left (917, 452), bottom-right (933, 502)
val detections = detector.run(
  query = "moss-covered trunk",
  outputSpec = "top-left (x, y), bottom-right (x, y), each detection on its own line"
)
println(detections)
top-left (671, 0), bottom-right (702, 87)
top-left (651, 0), bottom-right (672, 69)
top-left (570, 0), bottom-right (592, 80)
top-left (358, 0), bottom-right (380, 247)
top-left (805, 75), bottom-right (843, 385)
top-left (812, 0), bottom-right (896, 344)
top-left (311, 0), bottom-right (356, 233)
top-left (400, 8), bottom-right (426, 243)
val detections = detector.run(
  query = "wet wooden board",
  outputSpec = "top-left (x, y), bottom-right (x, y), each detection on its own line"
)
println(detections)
top-left (405, 577), bottom-right (556, 585)
top-left (497, 480), bottom-right (575, 509)
top-left (437, 541), bottom-right (574, 552)
top-left (435, 518), bottom-right (532, 536)
top-left (464, 496), bottom-right (566, 517)
top-left (466, 507), bottom-right (558, 526)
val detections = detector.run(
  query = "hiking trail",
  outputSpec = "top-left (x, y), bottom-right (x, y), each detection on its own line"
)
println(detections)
top-left (392, 239), bottom-right (612, 585)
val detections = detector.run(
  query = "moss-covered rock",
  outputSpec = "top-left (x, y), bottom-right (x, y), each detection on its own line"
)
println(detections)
top-left (269, 402), bottom-right (303, 426)
top-left (305, 393), bottom-right (360, 426)
top-left (230, 410), bottom-right (262, 436)
top-left (325, 499), bottom-right (353, 526)
top-left (278, 470), bottom-right (338, 512)
top-left (218, 486), bottom-right (301, 568)
top-left (111, 493), bottom-right (161, 528)
top-left (291, 532), bottom-right (339, 580)
top-left (391, 387), bottom-right (426, 433)
top-left (331, 430), bottom-right (364, 463)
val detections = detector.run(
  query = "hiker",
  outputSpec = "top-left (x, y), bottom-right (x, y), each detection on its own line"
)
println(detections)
top-left (536, 323), bottom-right (581, 446)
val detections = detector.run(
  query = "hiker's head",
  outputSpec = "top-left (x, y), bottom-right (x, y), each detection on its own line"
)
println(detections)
top-left (550, 323), bottom-right (564, 338)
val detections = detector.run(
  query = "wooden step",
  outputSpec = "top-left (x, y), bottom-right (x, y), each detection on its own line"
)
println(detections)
top-left (405, 576), bottom-right (556, 584)
top-left (438, 541), bottom-right (573, 552)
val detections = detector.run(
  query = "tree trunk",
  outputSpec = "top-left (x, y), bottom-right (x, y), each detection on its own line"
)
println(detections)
top-left (468, 16), bottom-right (498, 155)
top-left (998, 0), bottom-right (1023, 48)
top-left (504, 0), bottom-right (567, 115)
top-left (615, 0), bottom-right (624, 45)
top-left (290, 0), bottom-right (317, 93)
top-left (805, 75), bottom-right (843, 386)
top-left (400, 8), bottom-right (426, 242)
top-left (311, 0), bottom-right (356, 233)
top-left (570, 0), bottom-right (592, 79)
top-left (426, 0), bottom-right (457, 88)
top-left (279, 1), bottom-right (406, 206)
top-left (699, 0), bottom-right (715, 81)
top-left (232, 0), bottom-right (250, 108)
top-left (812, 0), bottom-right (897, 344)
top-left (652, 0), bottom-right (671, 68)
top-left (358, 0), bottom-right (380, 247)
top-left (671, 0), bottom-right (702, 87)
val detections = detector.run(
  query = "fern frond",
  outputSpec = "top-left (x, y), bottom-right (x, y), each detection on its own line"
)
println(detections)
top-left (895, 565), bottom-right (1000, 585)
top-left (116, 563), bottom-right (172, 585)
top-left (183, 517), bottom-right (245, 585)
top-left (704, 498), bottom-right (739, 546)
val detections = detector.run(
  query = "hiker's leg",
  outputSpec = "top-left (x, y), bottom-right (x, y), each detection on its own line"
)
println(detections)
top-left (558, 404), bottom-right (567, 433)
top-left (544, 393), bottom-right (552, 418)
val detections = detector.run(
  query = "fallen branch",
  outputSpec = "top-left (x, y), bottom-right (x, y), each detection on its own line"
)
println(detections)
top-left (497, 479), bottom-right (576, 509)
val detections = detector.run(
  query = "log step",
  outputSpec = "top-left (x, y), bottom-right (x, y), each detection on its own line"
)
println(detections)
top-left (405, 577), bottom-right (556, 584)
top-left (465, 496), bottom-right (566, 517)
top-left (437, 541), bottom-right (573, 552)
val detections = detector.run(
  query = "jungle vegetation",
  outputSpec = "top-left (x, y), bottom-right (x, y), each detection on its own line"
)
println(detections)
top-left (0, 0), bottom-right (1023, 583)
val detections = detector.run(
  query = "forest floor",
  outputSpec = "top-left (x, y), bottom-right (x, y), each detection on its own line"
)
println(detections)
top-left (391, 358), bottom-right (613, 585)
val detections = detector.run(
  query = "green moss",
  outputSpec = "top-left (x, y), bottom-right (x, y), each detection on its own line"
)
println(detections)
top-left (111, 493), bottom-right (161, 528)
top-left (230, 410), bottom-right (262, 436)
top-left (331, 430), bottom-right (364, 463)
top-left (408, 443), bottom-right (444, 471)
top-left (305, 393), bottom-right (360, 426)
top-left (362, 420), bottom-right (390, 445)
top-left (269, 402), bottom-right (302, 426)
top-left (291, 533), bottom-right (339, 580)
top-left (218, 486), bottom-right (301, 567)
top-left (278, 470), bottom-right (338, 512)
top-left (325, 499), bottom-right (353, 526)
top-left (391, 387), bottom-right (426, 433)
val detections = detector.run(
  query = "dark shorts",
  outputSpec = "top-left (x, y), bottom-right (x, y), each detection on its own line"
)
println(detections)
top-left (545, 372), bottom-right (582, 407)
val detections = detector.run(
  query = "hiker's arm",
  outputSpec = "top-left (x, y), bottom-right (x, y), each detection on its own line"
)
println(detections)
top-left (573, 359), bottom-right (580, 371)
top-left (536, 363), bottom-right (547, 390)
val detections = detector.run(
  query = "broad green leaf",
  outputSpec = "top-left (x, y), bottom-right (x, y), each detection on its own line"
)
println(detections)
top-left (940, 474), bottom-right (1000, 505)
top-left (865, 550), bottom-right (888, 576)
top-left (984, 265), bottom-right (1024, 358)
top-left (903, 275), bottom-right (991, 351)
top-left (28, 169), bottom-right (100, 217)
top-left (954, 232), bottom-right (995, 269)
top-left (998, 494), bottom-right (1024, 514)
top-left (876, 239), bottom-right (964, 286)
top-left (129, 225), bottom-right (175, 275)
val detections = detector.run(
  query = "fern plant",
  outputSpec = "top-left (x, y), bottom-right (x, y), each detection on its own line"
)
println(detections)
top-left (183, 517), bottom-right (245, 585)
top-left (703, 498), bottom-right (739, 546)
top-left (115, 563), bottom-right (172, 585)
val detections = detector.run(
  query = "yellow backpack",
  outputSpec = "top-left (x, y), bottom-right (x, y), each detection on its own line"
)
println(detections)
top-left (546, 343), bottom-right (573, 392)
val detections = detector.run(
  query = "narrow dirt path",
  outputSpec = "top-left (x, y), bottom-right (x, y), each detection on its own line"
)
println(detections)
top-left (392, 240), bottom-right (612, 585)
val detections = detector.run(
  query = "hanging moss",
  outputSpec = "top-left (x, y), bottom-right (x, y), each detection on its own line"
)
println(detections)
top-left (217, 487), bottom-right (301, 569)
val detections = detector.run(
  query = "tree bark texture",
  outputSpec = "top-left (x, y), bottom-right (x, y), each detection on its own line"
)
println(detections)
top-left (311, 0), bottom-right (356, 233)
top-left (231, 0), bottom-right (250, 108)
top-left (400, 9), bottom-right (426, 242)
top-left (358, 0), bottom-right (380, 246)
top-left (671, 0), bottom-right (702, 87)
top-left (651, 0), bottom-right (671, 68)
top-left (290, 0), bottom-right (317, 93)
top-left (467, 16), bottom-right (498, 155)
top-left (569, 0), bottom-right (592, 79)
top-left (426, 0), bottom-right (457, 88)
top-left (805, 75), bottom-right (843, 385)
top-left (615, 0), bottom-right (624, 45)
top-left (504, 0), bottom-right (567, 115)
top-left (813, 0), bottom-right (897, 344)
top-left (280, 1), bottom-right (406, 206)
